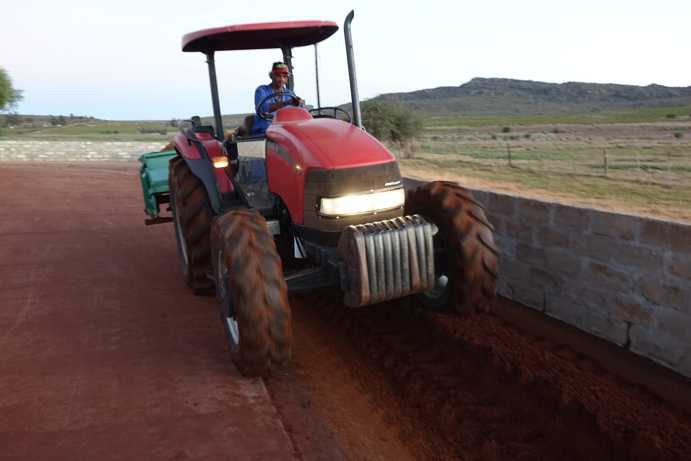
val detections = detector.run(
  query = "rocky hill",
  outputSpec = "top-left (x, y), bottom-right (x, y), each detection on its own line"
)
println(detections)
top-left (371, 78), bottom-right (691, 115)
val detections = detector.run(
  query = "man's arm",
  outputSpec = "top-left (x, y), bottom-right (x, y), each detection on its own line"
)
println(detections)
top-left (255, 86), bottom-right (271, 114)
top-left (267, 91), bottom-right (302, 112)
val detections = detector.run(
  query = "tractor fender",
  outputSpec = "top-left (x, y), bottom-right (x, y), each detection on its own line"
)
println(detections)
top-left (173, 132), bottom-right (224, 214)
top-left (181, 156), bottom-right (223, 214)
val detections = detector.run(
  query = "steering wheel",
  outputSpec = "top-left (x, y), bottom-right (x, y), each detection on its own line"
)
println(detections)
top-left (255, 92), bottom-right (303, 121)
top-left (308, 107), bottom-right (352, 123)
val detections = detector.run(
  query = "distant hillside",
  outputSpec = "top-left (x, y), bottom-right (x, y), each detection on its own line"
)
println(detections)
top-left (370, 78), bottom-right (691, 115)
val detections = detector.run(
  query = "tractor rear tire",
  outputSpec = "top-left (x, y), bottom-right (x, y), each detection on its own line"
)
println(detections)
top-left (211, 209), bottom-right (292, 377)
top-left (169, 155), bottom-right (214, 294)
top-left (405, 181), bottom-right (499, 314)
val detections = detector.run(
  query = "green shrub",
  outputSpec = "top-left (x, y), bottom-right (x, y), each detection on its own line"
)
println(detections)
top-left (673, 131), bottom-right (684, 139)
top-left (501, 126), bottom-right (511, 133)
top-left (137, 126), bottom-right (167, 135)
top-left (666, 113), bottom-right (677, 119)
top-left (361, 101), bottom-right (423, 144)
top-left (523, 133), bottom-right (531, 139)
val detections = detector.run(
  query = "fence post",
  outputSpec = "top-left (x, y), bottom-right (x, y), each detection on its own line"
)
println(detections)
top-left (603, 148), bottom-right (608, 177)
top-left (507, 144), bottom-right (513, 167)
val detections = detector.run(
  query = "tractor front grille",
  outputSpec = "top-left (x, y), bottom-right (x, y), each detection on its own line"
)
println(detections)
top-left (337, 214), bottom-right (437, 307)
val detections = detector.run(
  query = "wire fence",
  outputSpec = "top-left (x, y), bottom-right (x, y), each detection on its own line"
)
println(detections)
top-left (413, 138), bottom-right (691, 187)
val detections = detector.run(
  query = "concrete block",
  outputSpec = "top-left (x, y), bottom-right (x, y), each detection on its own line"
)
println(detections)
top-left (591, 212), bottom-right (638, 241)
top-left (544, 248), bottom-right (582, 278)
top-left (497, 277), bottom-right (512, 298)
top-left (528, 266), bottom-right (563, 294)
top-left (503, 218), bottom-right (533, 243)
top-left (639, 277), bottom-right (690, 315)
top-left (486, 213), bottom-right (505, 236)
top-left (649, 305), bottom-right (691, 343)
top-left (517, 199), bottom-right (553, 225)
top-left (586, 261), bottom-right (633, 293)
top-left (494, 235), bottom-right (515, 258)
top-left (611, 245), bottom-right (663, 273)
top-left (545, 291), bottom-right (585, 328)
top-left (665, 252), bottom-right (691, 280)
top-left (486, 193), bottom-right (516, 217)
top-left (576, 234), bottom-right (663, 273)
top-left (510, 282), bottom-right (545, 310)
top-left (516, 242), bottom-right (545, 266)
top-left (609, 293), bottom-right (653, 326)
top-left (553, 204), bottom-right (592, 231)
top-left (629, 325), bottom-right (688, 374)
top-left (551, 287), bottom-right (627, 345)
top-left (581, 309), bottom-right (629, 346)
top-left (640, 219), bottom-right (691, 254)
top-left (499, 257), bottom-right (532, 284)
top-left (535, 225), bottom-right (571, 248)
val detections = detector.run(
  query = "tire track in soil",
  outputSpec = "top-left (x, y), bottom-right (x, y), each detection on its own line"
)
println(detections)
top-left (291, 289), bottom-right (691, 460)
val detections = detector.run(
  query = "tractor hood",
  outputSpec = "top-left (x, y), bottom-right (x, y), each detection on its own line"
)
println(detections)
top-left (266, 116), bottom-right (395, 170)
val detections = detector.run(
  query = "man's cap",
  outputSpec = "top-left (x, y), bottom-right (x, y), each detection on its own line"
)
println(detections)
top-left (271, 62), bottom-right (290, 75)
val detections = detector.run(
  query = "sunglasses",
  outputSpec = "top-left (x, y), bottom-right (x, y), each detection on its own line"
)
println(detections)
top-left (273, 72), bottom-right (290, 77)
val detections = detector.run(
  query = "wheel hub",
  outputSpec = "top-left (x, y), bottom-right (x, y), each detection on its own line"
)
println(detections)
top-left (174, 204), bottom-right (189, 269)
top-left (216, 249), bottom-right (240, 346)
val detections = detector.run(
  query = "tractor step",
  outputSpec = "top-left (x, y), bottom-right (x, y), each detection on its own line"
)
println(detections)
top-left (145, 217), bottom-right (173, 226)
top-left (285, 266), bottom-right (332, 292)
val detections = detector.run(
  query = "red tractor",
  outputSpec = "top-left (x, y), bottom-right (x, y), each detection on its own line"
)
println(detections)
top-left (138, 11), bottom-right (498, 377)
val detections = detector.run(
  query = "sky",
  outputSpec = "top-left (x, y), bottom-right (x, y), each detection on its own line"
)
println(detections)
top-left (2, 0), bottom-right (690, 120)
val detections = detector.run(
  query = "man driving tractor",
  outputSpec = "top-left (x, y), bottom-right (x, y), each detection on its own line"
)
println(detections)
top-left (251, 62), bottom-right (304, 135)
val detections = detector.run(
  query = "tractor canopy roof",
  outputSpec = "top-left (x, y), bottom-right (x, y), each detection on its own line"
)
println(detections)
top-left (182, 20), bottom-right (339, 53)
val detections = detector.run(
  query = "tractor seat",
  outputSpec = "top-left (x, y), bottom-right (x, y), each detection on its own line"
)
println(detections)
top-left (234, 115), bottom-right (255, 138)
top-left (193, 124), bottom-right (215, 135)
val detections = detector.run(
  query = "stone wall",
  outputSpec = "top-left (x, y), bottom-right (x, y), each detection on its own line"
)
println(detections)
top-left (405, 179), bottom-right (690, 377)
top-left (0, 140), bottom-right (163, 162)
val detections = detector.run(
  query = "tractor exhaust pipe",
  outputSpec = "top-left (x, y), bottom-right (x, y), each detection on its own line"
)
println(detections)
top-left (344, 10), bottom-right (362, 128)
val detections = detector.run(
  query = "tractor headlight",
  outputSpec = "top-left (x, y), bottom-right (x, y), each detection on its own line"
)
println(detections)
top-left (319, 188), bottom-right (405, 217)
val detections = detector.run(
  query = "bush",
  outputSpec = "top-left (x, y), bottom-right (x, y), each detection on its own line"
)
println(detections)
top-left (666, 114), bottom-right (677, 119)
top-left (137, 126), bottom-right (167, 135)
top-left (673, 131), bottom-right (683, 139)
top-left (361, 101), bottom-right (423, 145)
top-left (501, 126), bottom-right (511, 133)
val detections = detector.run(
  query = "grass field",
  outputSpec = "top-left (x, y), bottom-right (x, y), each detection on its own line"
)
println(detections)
top-left (0, 115), bottom-right (246, 141)
top-left (424, 105), bottom-right (691, 128)
top-left (398, 107), bottom-right (691, 221)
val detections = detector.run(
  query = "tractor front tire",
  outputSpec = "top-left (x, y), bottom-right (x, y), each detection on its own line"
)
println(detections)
top-left (405, 181), bottom-right (499, 314)
top-left (169, 155), bottom-right (214, 294)
top-left (211, 209), bottom-right (292, 377)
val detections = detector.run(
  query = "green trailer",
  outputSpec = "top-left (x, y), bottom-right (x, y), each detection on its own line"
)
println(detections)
top-left (138, 149), bottom-right (176, 225)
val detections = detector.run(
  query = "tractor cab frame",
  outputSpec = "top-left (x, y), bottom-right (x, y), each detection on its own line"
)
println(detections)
top-left (183, 13), bottom-right (362, 140)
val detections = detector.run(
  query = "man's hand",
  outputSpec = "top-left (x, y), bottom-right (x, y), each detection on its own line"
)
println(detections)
top-left (291, 97), bottom-right (305, 107)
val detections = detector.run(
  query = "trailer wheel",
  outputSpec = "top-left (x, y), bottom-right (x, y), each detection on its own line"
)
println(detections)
top-left (169, 156), bottom-right (214, 294)
top-left (211, 209), bottom-right (292, 377)
top-left (405, 181), bottom-right (499, 314)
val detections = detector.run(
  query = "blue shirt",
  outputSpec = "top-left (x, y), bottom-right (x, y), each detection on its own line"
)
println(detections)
top-left (251, 84), bottom-right (296, 135)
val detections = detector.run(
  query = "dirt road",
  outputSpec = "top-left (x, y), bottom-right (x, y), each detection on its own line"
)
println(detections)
top-left (1, 162), bottom-right (690, 460)
top-left (0, 163), bottom-right (297, 459)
